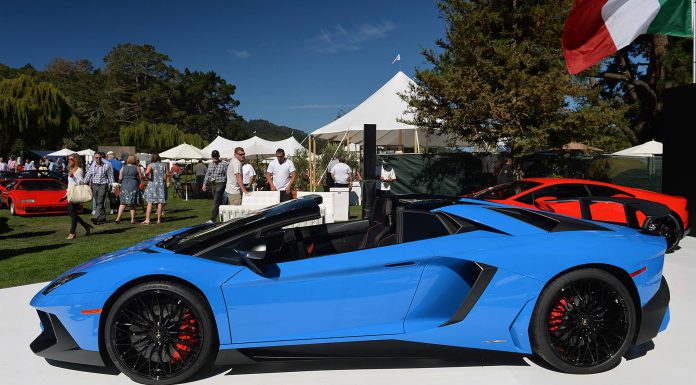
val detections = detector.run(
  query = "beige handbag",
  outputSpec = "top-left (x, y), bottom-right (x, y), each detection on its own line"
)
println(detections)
top-left (68, 185), bottom-right (93, 204)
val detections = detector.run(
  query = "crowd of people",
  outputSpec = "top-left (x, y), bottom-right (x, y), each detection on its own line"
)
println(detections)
top-left (0, 155), bottom-right (66, 174)
top-left (2, 146), bottom-right (398, 240)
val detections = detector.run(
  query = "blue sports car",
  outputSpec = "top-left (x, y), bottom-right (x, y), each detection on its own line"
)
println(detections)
top-left (30, 195), bottom-right (671, 384)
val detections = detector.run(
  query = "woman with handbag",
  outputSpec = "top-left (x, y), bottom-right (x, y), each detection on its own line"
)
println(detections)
top-left (65, 153), bottom-right (93, 239)
top-left (114, 154), bottom-right (142, 224)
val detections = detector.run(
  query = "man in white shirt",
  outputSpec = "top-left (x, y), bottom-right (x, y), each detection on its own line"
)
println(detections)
top-left (0, 157), bottom-right (7, 172)
top-left (266, 148), bottom-right (297, 202)
top-left (379, 159), bottom-right (397, 193)
top-left (225, 147), bottom-right (248, 205)
top-left (242, 162), bottom-right (256, 191)
top-left (330, 157), bottom-right (352, 188)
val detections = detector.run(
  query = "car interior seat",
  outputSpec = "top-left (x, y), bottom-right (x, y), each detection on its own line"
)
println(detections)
top-left (360, 197), bottom-right (394, 249)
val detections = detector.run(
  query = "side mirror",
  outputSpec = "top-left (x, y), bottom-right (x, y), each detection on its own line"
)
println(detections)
top-left (239, 241), bottom-right (267, 260)
top-left (235, 241), bottom-right (267, 276)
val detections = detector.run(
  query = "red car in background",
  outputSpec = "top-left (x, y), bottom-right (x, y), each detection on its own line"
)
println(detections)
top-left (0, 178), bottom-right (80, 216)
top-left (468, 177), bottom-right (689, 252)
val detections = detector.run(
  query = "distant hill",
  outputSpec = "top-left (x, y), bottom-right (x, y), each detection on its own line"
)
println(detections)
top-left (231, 119), bottom-right (308, 143)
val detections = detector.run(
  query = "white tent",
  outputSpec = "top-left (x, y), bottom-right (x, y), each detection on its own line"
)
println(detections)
top-left (77, 148), bottom-right (95, 156)
top-left (47, 148), bottom-right (75, 157)
top-left (201, 136), bottom-right (236, 158)
top-left (310, 71), bottom-right (460, 148)
top-left (274, 136), bottom-right (307, 156)
top-left (202, 135), bottom-right (306, 159)
top-left (160, 143), bottom-right (207, 160)
top-left (613, 140), bottom-right (662, 157)
top-left (77, 148), bottom-right (95, 163)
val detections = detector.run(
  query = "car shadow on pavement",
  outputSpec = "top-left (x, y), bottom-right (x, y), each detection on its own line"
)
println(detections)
top-left (46, 359), bottom-right (120, 375)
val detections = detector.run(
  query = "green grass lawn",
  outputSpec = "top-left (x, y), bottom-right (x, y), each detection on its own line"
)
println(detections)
top-left (0, 197), bottom-right (213, 288)
top-left (0, 197), bottom-right (364, 289)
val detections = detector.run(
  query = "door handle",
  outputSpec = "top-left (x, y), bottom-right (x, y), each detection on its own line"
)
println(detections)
top-left (385, 261), bottom-right (416, 268)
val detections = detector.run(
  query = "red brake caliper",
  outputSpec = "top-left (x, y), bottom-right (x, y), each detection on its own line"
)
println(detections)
top-left (172, 309), bottom-right (198, 362)
top-left (548, 297), bottom-right (569, 332)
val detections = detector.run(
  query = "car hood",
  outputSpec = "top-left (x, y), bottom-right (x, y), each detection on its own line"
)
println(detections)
top-left (62, 226), bottom-right (196, 276)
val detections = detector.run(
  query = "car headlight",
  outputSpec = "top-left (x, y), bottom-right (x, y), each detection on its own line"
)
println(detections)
top-left (21, 199), bottom-right (35, 203)
top-left (42, 272), bottom-right (86, 295)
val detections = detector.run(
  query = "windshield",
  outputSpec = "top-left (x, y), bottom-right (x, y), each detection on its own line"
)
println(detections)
top-left (157, 197), bottom-right (320, 254)
top-left (472, 181), bottom-right (542, 200)
top-left (17, 180), bottom-right (66, 191)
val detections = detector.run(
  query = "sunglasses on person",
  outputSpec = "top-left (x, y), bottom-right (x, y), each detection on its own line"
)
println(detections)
top-left (236, 152), bottom-right (245, 157)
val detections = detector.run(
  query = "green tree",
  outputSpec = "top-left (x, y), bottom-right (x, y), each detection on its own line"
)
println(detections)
top-left (596, 34), bottom-right (693, 144)
top-left (0, 75), bottom-right (79, 155)
top-left (42, 58), bottom-right (107, 148)
top-left (119, 121), bottom-right (207, 153)
top-left (174, 69), bottom-right (240, 141)
top-left (103, 44), bottom-right (177, 125)
top-left (404, 0), bottom-right (631, 156)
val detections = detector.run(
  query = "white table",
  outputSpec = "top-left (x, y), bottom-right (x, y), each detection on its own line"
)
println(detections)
top-left (328, 187), bottom-right (350, 221)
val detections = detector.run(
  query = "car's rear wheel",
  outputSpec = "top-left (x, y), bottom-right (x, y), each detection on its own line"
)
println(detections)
top-left (104, 282), bottom-right (216, 385)
top-left (643, 214), bottom-right (681, 253)
top-left (530, 268), bottom-right (636, 374)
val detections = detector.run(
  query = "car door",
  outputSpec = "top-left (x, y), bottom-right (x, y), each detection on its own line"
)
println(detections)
top-left (222, 241), bottom-right (432, 344)
top-left (584, 184), bottom-right (634, 224)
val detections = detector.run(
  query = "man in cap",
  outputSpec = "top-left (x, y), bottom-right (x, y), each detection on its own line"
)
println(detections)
top-left (202, 150), bottom-right (228, 223)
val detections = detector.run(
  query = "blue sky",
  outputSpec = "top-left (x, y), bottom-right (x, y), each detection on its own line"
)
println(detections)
top-left (0, 0), bottom-right (445, 134)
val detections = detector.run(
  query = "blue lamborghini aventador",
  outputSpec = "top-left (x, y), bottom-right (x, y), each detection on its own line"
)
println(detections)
top-left (30, 195), bottom-right (670, 384)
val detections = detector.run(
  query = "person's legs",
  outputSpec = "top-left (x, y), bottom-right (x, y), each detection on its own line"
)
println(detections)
top-left (280, 191), bottom-right (291, 202)
top-left (156, 203), bottom-right (163, 223)
top-left (92, 184), bottom-right (107, 223)
top-left (67, 203), bottom-right (78, 235)
top-left (129, 205), bottom-right (136, 224)
top-left (144, 202), bottom-right (153, 223)
top-left (115, 204), bottom-right (125, 222)
top-left (210, 183), bottom-right (225, 221)
top-left (227, 193), bottom-right (242, 205)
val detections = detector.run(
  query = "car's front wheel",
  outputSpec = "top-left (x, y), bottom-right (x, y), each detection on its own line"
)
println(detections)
top-left (530, 268), bottom-right (636, 374)
top-left (104, 282), bottom-right (216, 385)
top-left (9, 200), bottom-right (15, 215)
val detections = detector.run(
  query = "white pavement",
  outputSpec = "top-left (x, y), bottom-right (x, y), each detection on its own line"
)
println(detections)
top-left (2, 237), bottom-right (695, 385)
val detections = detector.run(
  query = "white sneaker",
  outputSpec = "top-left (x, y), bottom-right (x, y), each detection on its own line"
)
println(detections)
top-left (206, 220), bottom-right (215, 224)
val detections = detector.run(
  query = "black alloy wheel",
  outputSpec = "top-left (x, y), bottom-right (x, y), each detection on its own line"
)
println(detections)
top-left (530, 268), bottom-right (636, 374)
top-left (104, 282), bottom-right (216, 385)
top-left (644, 214), bottom-right (681, 253)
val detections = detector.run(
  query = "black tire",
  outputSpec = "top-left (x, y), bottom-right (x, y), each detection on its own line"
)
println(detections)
top-left (643, 214), bottom-right (682, 253)
top-left (104, 282), bottom-right (216, 385)
top-left (530, 268), bottom-right (636, 374)
top-left (9, 200), bottom-right (15, 215)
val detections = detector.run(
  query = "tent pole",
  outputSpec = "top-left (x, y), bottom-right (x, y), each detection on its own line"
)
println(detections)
top-left (399, 130), bottom-right (403, 152)
top-left (347, 131), bottom-right (351, 156)
top-left (414, 129), bottom-right (419, 154)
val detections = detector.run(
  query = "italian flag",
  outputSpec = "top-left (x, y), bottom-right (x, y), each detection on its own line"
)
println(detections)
top-left (563, 0), bottom-right (693, 74)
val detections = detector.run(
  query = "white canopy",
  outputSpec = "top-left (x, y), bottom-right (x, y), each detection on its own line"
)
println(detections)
top-left (612, 140), bottom-right (662, 157)
top-left (202, 135), bottom-right (306, 159)
top-left (159, 143), bottom-right (207, 160)
top-left (77, 148), bottom-right (95, 156)
top-left (310, 71), bottom-right (460, 148)
top-left (47, 148), bottom-right (75, 156)
top-left (274, 136), bottom-right (307, 156)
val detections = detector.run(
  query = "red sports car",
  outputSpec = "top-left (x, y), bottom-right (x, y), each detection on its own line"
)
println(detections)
top-left (468, 177), bottom-right (689, 252)
top-left (0, 178), bottom-right (80, 216)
